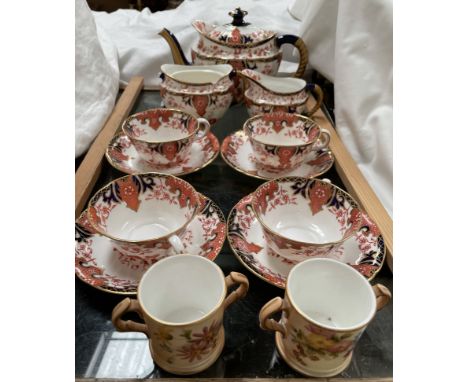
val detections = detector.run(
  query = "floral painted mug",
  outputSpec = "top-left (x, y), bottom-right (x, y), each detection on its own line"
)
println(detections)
top-left (112, 254), bottom-right (249, 375)
top-left (122, 108), bottom-right (210, 168)
top-left (259, 258), bottom-right (391, 377)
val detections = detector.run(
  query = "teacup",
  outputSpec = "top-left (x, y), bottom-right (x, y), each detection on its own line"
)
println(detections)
top-left (122, 108), bottom-right (210, 168)
top-left (259, 258), bottom-right (391, 377)
top-left (87, 173), bottom-right (201, 259)
top-left (251, 177), bottom-right (362, 262)
top-left (243, 112), bottom-right (330, 172)
top-left (112, 254), bottom-right (249, 375)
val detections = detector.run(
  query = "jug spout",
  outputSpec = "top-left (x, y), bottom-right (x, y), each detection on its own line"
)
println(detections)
top-left (159, 28), bottom-right (190, 66)
top-left (238, 69), bottom-right (263, 91)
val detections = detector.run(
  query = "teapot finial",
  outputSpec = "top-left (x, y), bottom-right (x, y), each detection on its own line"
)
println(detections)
top-left (229, 7), bottom-right (249, 26)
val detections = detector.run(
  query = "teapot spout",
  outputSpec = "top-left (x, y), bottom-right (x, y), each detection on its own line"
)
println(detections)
top-left (159, 28), bottom-right (190, 65)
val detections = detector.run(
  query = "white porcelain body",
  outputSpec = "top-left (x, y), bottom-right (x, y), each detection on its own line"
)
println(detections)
top-left (244, 112), bottom-right (330, 172)
top-left (87, 173), bottom-right (201, 259)
top-left (160, 64), bottom-right (234, 124)
top-left (140, 255), bottom-right (226, 324)
top-left (252, 177), bottom-right (362, 262)
top-left (122, 109), bottom-right (210, 167)
top-left (287, 259), bottom-right (376, 329)
top-left (112, 255), bottom-right (249, 374)
top-left (264, 259), bottom-right (384, 377)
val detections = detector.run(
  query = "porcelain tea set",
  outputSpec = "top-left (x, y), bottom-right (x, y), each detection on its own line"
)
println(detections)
top-left (76, 7), bottom-right (390, 378)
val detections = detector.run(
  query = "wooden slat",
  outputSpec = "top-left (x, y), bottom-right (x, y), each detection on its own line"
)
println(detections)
top-left (76, 378), bottom-right (392, 382)
top-left (307, 98), bottom-right (393, 271)
top-left (75, 77), bottom-right (144, 218)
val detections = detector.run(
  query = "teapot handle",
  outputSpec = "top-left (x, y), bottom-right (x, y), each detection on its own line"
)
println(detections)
top-left (276, 35), bottom-right (308, 78)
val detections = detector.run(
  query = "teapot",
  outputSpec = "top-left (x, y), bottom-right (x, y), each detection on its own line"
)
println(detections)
top-left (159, 7), bottom-right (309, 101)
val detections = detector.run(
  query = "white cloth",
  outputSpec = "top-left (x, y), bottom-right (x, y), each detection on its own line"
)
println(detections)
top-left (292, 0), bottom-right (393, 216)
top-left (92, 0), bottom-right (301, 89)
top-left (75, 0), bottom-right (119, 157)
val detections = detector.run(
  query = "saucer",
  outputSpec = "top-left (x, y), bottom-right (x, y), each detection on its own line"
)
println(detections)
top-left (75, 193), bottom-right (226, 295)
top-left (220, 131), bottom-right (334, 180)
top-left (106, 132), bottom-right (219, 176)
top-left (227, 194), bottom-right (385, 289)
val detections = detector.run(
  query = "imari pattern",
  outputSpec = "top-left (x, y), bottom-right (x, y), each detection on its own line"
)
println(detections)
top-left (221, 131), bottom-right (334, 180)
top-left (106, 132), bottom-right (219, 176)
top-left (75, 194), bottom-right (227, 294)
top-left (227, 194), bottom-right (385, 289)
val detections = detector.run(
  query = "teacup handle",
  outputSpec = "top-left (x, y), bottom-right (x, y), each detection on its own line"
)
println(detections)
top-left (259, 296), bottom-right (287, 337)
top-left (196, 117), bottom-right (211, 139)
top-left (223, 272), bottom-right (249, 309)
top-left (312, 128), bottom-right (331, 151)
top-left (112, 298), bottom-right (149, 336)
top-left (168, 235), bottom-right (185, 254)
top-left (373, 284), bottom-right (392, 310)
top-left (305, 83), bottom-right (324, 116)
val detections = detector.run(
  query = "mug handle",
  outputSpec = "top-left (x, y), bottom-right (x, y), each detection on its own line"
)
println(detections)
top-left (112, 298), bottom-right (149, 336)
top-left (372, 284), bottom-right (392, 310)
top-left (305, 83), bottom-right (324, 116)
top-left (275, 35), bottom-right (308, 78)
top-left (312, 128), bottom-right (331, 151)
top-left (196, 117), bottom-right (211, 139)
top-left (259, 296), bottom-right (288, 337)
top-left (223, 272), bottom-right (249, 309)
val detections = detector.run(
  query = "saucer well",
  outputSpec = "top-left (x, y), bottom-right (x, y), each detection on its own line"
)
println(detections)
top-left (227, 194), bottom-right (385, 289)
top-left (75, 193), bottom-right (226, 295)
top-left (220, 130), bottom-right (334, 180)
top-left (106, 132), bottom-right (219, 176)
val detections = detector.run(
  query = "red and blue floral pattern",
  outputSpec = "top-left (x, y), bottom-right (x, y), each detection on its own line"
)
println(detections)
top-left (75, 194), bottom-right (227, 294)
top-left (227, 193), bottom-right (385, 289)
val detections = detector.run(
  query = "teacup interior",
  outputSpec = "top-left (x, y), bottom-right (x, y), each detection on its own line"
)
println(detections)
top-left (246, 113), bottom-right (319, 146)
top-left (125, 109), bottom-right (197, 142)
top-left (139, 255), bottom-right (225, 324)
top-left (90, 174), bottom-right (199, 241)
top-left (288, 259), bottom-right (376, 330)
top-left (255, 179), bottom-right (356, 243)
top-left (262, 202), bottom-right (342, 243)
top-left (105, 200), bottom-right (189, 240)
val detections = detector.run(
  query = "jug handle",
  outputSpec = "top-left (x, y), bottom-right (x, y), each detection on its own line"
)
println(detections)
top-left (305, 83), bottom-right (324, 116)
top-left (276, 35), bottom-right (308, 78)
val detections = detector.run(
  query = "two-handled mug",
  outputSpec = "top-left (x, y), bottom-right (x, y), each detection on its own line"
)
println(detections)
top-left (112, 254), bottom-right (249, 375)
top-left (259, 258), bottom-right (391, 377)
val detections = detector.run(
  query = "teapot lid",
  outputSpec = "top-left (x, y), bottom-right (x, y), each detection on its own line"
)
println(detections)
top-left (195, 8), bottom-right (276, 47)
